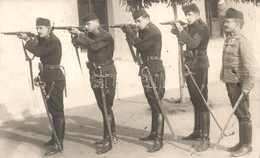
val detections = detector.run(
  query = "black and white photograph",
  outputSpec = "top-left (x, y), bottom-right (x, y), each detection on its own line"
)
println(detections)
top-left (0, 0), bottom-right (259, 157)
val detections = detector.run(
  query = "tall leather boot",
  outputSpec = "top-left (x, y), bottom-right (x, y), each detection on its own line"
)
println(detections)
top-left (148, 114), bottom-right (164, 152)
top-left (110, 111), bottom-right (119, 143)
top-left (96, 115), bottom-right (113, 154)
top-left (196, 112), bottom-right (210, 152)
top-left (227, 120), bottom-right (242, 152)
top-left (232, 122), bottom-right (252, 157)
top-left (45, 117), bottom-right (65, 156)
top-left (140, 111), bottom-right (156, 141)
top-left (182, 111), bottom-right (202, 141)
top-left (44, 134), bottom-right (55, 146)
top-left (95, 112), bottom-right (119, 144)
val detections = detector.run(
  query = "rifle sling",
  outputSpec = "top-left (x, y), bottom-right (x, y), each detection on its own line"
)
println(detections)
top-left (22, 40), bottom-right (35, 90)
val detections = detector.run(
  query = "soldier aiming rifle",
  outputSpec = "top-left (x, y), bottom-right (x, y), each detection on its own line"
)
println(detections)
top-left (68, 13), bottom-right (119, 154)
top-left (17, 17), bottom-right (66, 156)
top-left (111, 9), bottom-right (172, 153)
top-left (169, 3), bottom-right (211, 152)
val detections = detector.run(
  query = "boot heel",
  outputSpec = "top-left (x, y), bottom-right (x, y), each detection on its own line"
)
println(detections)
top-left (147, 139), bottom-right (163, 152)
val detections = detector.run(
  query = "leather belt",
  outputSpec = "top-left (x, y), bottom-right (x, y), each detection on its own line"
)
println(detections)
top-left (38, 63), bottom-right (61, 71)
top-left (145, 56), bottom-right (161, 61)
top-left (86, 60), bottom-right (114, 69)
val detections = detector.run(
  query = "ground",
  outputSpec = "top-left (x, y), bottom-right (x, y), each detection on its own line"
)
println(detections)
top-left (0, 79), bottom-right (259, 158)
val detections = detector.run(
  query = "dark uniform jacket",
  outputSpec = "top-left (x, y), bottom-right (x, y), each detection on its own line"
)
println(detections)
top-left (220, 32), bottom-right (257, 91)
top-left (133, 22), bottom-right (165, 74)
top-left (25, 32), bottom-right (65, 82)
top-left (178, 18), bottom-right (210, 69)
top-left (75, 26), bottom-right (116, 75)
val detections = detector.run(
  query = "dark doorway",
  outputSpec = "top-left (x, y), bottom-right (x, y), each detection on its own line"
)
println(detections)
top-left (77, 0), bottom-right (109, 31)
top-left (205, 0), bottom-right (224, 38)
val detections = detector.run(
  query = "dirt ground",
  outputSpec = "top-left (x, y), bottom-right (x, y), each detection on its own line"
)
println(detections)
top-left (0, 79), bottom-right (259, 158)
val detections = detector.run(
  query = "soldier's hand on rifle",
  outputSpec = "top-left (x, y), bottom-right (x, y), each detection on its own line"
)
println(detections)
top-left (175, 22), bottom-right (184, 33)
top-left (122, 25), bottom-right (136, 40)
top-left (121, 25), bottom-right (129, 33)
top-left (171, 25), bottom-right (179, 35)
top-left (69, 28), bottom-right (81, 35)
top-left (17, 33), bottom-right (30, 41)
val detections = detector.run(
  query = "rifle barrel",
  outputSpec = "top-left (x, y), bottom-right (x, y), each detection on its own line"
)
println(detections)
top-left (1, 31), bottom-right (35, 37)
top-left (110, 24), bottom-right (137, 28)
top-left (160, 20), bottom-right (188, 27)
top-left (52, 26), bottom-right (86, 31)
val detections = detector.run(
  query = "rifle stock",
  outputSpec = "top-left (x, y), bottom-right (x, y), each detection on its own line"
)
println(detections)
top-left (1, 31), bottom-right (35, 37)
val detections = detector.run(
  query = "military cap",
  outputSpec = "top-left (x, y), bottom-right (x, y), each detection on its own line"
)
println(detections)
top-left (36, 17), bottom-right (50, 26)
top-left (82, 13), bottom-right (98, 23)
top-left (226, 8), bottom-right (243, 20)
top-left (132, 8), bottom-right (149, 20)
top-left (182, 3), bottom-right (200, 14)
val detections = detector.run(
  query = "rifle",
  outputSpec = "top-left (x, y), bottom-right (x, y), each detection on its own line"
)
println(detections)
top-left (1, 31), bottom-right (35, 90)
top-left (160, 20), bottom-right (188, 27)
top-left (1, 31), bottom-right (36, 37)
top-left (114, 27), bottom-right (176, 139)
top-left (52, 26), bottom-right (86, 32)
top-left (52, 26), bottom-right (84, 74)
top-left (110, 23), bottom-right (137, 29)
top-left (52, 25), bottom-right (105, 31)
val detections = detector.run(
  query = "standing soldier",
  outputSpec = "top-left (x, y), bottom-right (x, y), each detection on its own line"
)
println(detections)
top-left (221, 8), bottom-right (257, 157)
top-left (122, 9), bottom-right (166, 152)
top-left (18, 18), bottom-right (66, 155)
top-left (171, 3), bottom-right (210, 152)
top-left (69, 13), bottom-right (118, 154)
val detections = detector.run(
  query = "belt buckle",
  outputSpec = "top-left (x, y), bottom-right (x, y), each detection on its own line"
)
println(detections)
top-left (151, 56), bottom-right (156, 60)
